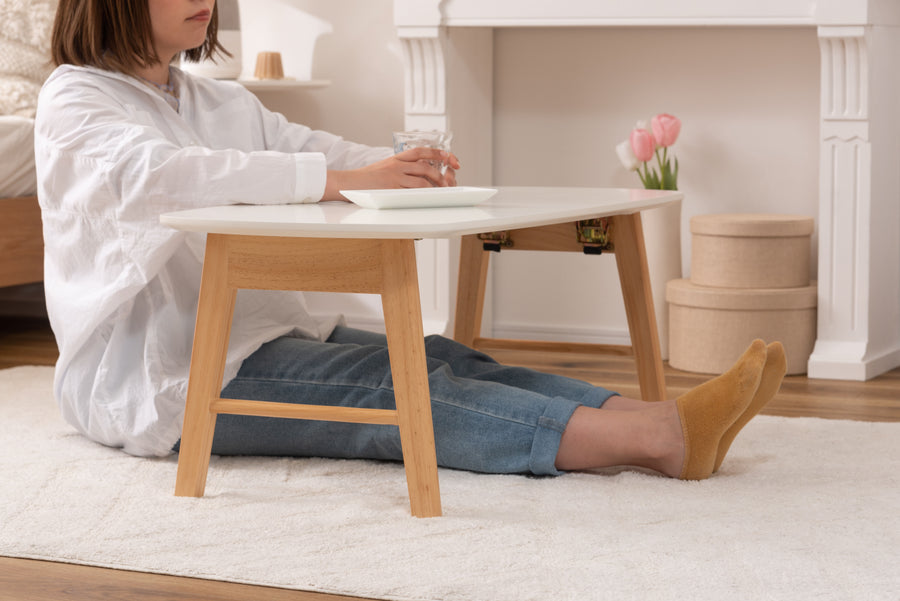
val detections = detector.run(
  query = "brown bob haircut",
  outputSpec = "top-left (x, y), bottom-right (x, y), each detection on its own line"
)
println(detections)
top-left (50, 0), bottom-right (227, 74)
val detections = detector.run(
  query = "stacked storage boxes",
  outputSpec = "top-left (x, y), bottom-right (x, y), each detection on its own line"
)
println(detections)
top-left (666, 214), bottom-right (816, 375)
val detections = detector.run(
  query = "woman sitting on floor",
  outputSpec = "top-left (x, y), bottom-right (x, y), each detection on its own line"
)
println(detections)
top-left (35, 0), bottom-right (786, 482)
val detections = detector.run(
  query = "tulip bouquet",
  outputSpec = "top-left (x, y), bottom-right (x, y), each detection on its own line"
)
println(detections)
top-left (616, 113), bottom-right (681, 191)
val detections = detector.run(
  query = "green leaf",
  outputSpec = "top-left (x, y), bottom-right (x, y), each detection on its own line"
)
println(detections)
top-left (671, 157), bottom-right (680, 190)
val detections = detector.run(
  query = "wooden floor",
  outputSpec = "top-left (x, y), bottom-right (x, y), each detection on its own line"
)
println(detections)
top-left (2, 316), bottom-right (898, 601)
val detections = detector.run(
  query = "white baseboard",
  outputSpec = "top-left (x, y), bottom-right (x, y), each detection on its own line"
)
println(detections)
top-left (808, 342), bottom-right (900, 381)
top-left (326, 315), bottom-right (900, 378)
top-left (311, 313), bottom-right (645, 354)
top-left (309, 312), bottom-right (450, 338)
top-left (490, 321), bottom-right (632, 347)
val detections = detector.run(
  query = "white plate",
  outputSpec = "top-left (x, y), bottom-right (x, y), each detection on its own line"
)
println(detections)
top-left (339, 187), bottom-right (498, 210)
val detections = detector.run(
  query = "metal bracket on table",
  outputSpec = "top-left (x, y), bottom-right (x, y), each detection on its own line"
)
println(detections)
top-left (576, 218), bottom-right (613, 255)
top-left (478, 231), bottom-right (512, 252)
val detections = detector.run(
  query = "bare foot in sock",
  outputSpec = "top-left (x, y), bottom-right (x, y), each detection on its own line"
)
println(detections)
top-left (555, 340), bottom-right (767, 479)
top-left (713, 341), bottom-right (787, 472)
top-left (675, 339), bottom-right (767, 480)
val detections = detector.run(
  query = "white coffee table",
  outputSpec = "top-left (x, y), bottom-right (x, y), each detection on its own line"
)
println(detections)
top-left (161, 186), bottom-right (682, 517)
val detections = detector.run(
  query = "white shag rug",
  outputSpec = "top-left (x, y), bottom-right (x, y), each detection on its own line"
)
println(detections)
top-left (1, 366), bottom-right (898, 601)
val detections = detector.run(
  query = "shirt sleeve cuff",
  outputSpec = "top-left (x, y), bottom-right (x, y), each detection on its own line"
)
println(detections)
top-left (292, 152), bottom-right (327, 203)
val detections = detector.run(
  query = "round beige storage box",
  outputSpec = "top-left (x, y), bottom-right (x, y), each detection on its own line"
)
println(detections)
top-left (691, 214), bottom-right (814, 288)
top-left (666, 279), bottom-right (817, 375)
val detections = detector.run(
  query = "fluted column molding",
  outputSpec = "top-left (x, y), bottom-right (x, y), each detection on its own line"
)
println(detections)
top-left (808, 24), bottom-right (900, 379)
top-left (398, 31), bottom-right (447, 131)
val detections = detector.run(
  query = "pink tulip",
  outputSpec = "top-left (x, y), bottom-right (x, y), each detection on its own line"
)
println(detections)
top-left (651, 113), bottom-right (681, 148)
top-left (630, 128), bottom-right (655, 163)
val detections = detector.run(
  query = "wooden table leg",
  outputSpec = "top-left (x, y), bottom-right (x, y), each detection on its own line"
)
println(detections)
top-left (175, 234), bottom-right (237, 497)
top-left (611, 213), bottom-right (667, 403)
top-left (380, 240), bottom-right (442, 518)
top-left (453, 234), bottom-right (490, 347)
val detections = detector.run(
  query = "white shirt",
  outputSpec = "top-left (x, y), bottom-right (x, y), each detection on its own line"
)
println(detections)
top-left (34, 65), bottom-right (393, 457)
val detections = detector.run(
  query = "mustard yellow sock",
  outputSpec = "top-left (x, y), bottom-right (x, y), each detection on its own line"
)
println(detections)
top-left (713, 341), bottom-right (787, 473)
top-left (676, 339), bottom-right (767, 480)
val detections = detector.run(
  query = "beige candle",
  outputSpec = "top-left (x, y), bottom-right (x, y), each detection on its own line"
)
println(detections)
top-left (254, 52), bottom-right (284, 80)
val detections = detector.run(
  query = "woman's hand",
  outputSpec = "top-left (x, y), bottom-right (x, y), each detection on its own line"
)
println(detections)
top-left (322, 147), bottom-right (461, 201)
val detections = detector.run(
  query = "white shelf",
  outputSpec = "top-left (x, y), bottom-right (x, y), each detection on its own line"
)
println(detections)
top-left (237, 79), bottom-right (331, 92)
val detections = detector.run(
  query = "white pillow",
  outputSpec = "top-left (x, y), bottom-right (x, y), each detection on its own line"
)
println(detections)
top-left (0, 0), bottom-right (58, 118)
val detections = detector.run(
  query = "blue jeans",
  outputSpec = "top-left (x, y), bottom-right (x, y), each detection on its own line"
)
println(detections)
top-left (205, 326), bottom-right (617, 475)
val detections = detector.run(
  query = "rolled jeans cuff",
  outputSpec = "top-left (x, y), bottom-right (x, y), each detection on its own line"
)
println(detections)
top-left (528, 387), bottom-right (615, 476)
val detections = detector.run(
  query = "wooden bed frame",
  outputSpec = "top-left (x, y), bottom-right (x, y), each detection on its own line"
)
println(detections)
top-left (0, 196), bottom-right (44, 288)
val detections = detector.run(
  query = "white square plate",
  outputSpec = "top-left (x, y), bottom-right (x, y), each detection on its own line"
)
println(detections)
top-left (339, 186), bottom-right (498, 209)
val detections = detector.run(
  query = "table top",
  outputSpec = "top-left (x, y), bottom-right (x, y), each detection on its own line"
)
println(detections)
top-left (160, 186), bottom-right (683, 239)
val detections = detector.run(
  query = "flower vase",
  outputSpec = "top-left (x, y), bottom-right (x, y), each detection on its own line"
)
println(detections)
top-left (638, 198), bottom-right (683, 360)
top-left (180, 0), bottom-right (243, 79)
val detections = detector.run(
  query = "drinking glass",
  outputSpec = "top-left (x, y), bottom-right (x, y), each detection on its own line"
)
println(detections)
top-left (392, 130), bottom-right (453, 174)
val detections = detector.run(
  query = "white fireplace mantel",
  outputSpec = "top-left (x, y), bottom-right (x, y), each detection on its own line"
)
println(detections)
top-left (395, 0), bottom-right (900, 28)
top-left (393, 0), bottom-right (900, 381)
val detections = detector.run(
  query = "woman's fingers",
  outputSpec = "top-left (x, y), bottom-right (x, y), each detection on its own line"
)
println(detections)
top-left (399, 157), bottom-right (446, 187)
top-left (443, 167), bottom-right (457, 187)
top-left (395, 148), bottom-right (461, 187)
top-left (323, 148), bottom-right (460, 200)
top-left (394, 147), bottom-right (447, 164)
top-left (445, 152), bottom-right (461, 171)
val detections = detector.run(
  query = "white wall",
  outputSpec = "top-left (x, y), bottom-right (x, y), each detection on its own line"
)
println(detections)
top-left (238, 2), bottom-right (821, 344)
top-left (237, 0), bottom-right (405, 146)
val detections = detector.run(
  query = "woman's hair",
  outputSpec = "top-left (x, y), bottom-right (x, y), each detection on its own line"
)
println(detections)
top-left (50, 0), bottom-right (226, 74)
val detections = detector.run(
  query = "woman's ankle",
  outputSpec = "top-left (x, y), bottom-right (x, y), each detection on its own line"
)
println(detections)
top-left (641, 401), bottom-right (685, 477)
top-left (555, 403), bottom-right (685, 476)
top-left (601, 395), bottom-right (650, 411)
